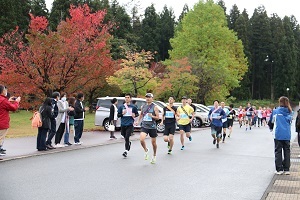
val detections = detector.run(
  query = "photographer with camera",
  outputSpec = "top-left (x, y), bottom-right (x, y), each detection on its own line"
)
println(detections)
top-left (0, 85), bottom-right (21, 158)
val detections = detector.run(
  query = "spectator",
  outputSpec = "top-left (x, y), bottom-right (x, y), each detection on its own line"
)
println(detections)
top-left (45, 92), bottom-right (60, 149)
top-left (54, 93), bottom-right (74, 147)
top-left (74, 93), bottom-right (88, 145)
top-left (109, 98), bottom-right (118, 139)
top-left (269, 96), bottom-right (292, 175)
top-left (0, 85), bottom-right (20, 157)
top-left (64, 97), bottom-right (76, 146)
top-left (37, 98), bottom-right (54, 151)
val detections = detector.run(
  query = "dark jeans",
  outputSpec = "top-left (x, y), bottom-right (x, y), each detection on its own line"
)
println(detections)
top-left (74, 120), bottom-right (84, 143)
top-left (37, 128), bottom-right (49, 150)
top-left (46, 119), bottom-right (56, 145)
top-left (121, 125), bottom-right (133, 151)
top-left (298, 132), bottom-right (300, 147)
top-left (274, 139), bottom-right (290, 172)
top-left (55, 123), bottom-right (65, 144)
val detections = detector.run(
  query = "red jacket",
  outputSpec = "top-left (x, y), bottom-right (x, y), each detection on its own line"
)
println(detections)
top-left (0, 95), bottom-right (19, 130)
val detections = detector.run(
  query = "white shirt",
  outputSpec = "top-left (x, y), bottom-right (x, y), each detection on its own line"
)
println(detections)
top-left (113, 104), bottom-right (118, 120)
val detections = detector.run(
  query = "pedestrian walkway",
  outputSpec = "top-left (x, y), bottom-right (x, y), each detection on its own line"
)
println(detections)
top-left (262, 137), bottom-right (300, 200)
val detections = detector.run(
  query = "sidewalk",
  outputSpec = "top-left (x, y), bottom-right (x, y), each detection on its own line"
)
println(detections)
top-left (0, 131), bottom-right (144, 161)
top-left (262, 137), bottom-right (300, 200)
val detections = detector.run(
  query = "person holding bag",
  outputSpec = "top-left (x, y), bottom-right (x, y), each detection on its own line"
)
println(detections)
top-left (109, 98), bottom-right (118, 139)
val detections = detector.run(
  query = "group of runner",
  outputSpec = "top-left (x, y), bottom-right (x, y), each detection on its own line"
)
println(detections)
top-left (237, 104), bottom-right (273, 130)
top-left (118, 93), bottom-right (272, 164)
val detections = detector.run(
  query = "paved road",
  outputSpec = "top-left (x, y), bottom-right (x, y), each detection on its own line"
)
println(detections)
top-left (0, 125), bottom-right (279, 200)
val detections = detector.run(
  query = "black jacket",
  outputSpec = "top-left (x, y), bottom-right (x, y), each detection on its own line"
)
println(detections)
top-left (74, 100), bottom-right (85, 119)
top-left (40, 105), bottom-right (54, 129)
top-left (109, 104), bottom-right (116, 122)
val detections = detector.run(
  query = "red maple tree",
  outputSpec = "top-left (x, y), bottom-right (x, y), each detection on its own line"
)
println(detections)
top-left (0, 4), bottom-right (115, 108)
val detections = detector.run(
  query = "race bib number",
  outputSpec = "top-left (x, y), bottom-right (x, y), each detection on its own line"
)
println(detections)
top-left (212, 113), bottom-right (220, 119)
top-left (246, 112), bottom-right (251, 115)
top-left (143, 114), bottom-right (152, 122)
top-left (165, 111), bottom-right (174, 118)
top-left (180, 113), bottom-right (189, 119)
top-left (124, 108), bottom-right (132, 116)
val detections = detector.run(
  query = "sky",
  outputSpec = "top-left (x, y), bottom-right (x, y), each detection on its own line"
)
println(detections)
top-left (45, 0), bottom-right (300, 21)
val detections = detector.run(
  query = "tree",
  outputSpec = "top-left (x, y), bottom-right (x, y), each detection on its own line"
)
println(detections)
top-left (0, 0), bottom-right (31, 36)
top-left (156, 58), bottom-right (198, 100)
top-left (169, 0), bottom-right (248, 104)
top-left (158, 6), bottom-right (175, 61)
top-left (178, 4), bottom-right (189, 22)
top-left (138, 4), bottom-right (160, 55)
top-left (248, 6), bottom-right (272, 99)
top-left (107, 50), bottom-right (159, 97)
top-left (30, 0), bottom-right (49, 18)
top-left (228, 4), bottom-right (240, 30)
top-left (0, 4), bottom-right (115, 107)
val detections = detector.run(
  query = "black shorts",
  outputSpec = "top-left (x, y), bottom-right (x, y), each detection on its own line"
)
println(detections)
top-left (164, 124), bottom-right (176, 136)
top-left (211, 124), bottom-right (222, 137)
top-left (227, 119), bottom-right (234, 127)
top-left (222, 121), bottom-right (228, 128)
top-left (141, 127), bottom-right (158, 138)
top-left (178, 124), bottom-right (191, 133)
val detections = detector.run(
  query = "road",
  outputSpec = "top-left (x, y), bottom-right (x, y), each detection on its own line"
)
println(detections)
top-left (0, 124), bottom-right (278, 200)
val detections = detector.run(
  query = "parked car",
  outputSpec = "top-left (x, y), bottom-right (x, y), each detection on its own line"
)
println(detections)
top-left (173, 103), bottom-right (210, 128)
top-left (95, 97), bottom-right (165, 132)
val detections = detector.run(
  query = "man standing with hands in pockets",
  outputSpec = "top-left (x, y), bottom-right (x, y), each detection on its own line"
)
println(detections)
top-left (135, 93), bottom-right (160, 164)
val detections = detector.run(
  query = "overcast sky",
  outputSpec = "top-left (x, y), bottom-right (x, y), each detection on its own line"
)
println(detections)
top-left (45, 0), bottom-right (300, 21)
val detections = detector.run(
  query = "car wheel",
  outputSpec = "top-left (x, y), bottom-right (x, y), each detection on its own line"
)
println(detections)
top-left (193, 118), bottom-right (202, 128)
top-left (156, 121), bottom-right (165, 133)
top-left (103, 119), bottom-right (110, 131)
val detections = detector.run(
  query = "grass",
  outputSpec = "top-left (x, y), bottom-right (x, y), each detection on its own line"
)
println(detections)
top-left (7, 110), bottom-right (103, 138)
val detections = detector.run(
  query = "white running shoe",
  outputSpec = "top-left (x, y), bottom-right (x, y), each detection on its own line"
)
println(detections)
top-left (284, 171), bottom-right (290, 175)
top-left (275, 171), bottom-right (284, 175)
top-left (144, 148), bottom-right (149, 160)
top-left (150, 156), bottom-right (156, 164)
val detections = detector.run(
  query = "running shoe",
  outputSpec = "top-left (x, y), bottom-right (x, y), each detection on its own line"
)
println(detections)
top-left (181, 146), bottom-right (185, 150)
top-left (213, 139), bottom-right (216, 145)
top-left (168, 150), bottom-right (172, 155)
top-left (150, 156), bottom-right (156, 164)
top-left (144, 148), bottom-right (149, 160)
top-left (189, 136), bottom-right (192, 141)
top-left (122, 151), bottom-right (127, 158)
top-left (216, 143), bottom-right (219, 148)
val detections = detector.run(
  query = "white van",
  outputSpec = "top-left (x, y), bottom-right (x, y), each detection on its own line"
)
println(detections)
top-left (95, 97), bottom-right (165, 132)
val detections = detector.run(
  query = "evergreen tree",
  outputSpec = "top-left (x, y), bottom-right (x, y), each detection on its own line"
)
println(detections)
top-left (248, 6), bottom-right (272, 99)
top-left (228, 4), bottom-right (240, 30)
top-left (30, 0), bottom-right (49, 18)
top-left (0, 0), bottom-right (31, 36)
top-left (158, 6), bottom-right (175, 61)
top-left (138, 4), bottom-right (160, 56)
top-left (178, 4), bottom-right (189, 23)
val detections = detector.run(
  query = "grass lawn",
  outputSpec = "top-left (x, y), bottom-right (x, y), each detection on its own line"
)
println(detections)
top-left (7, 110), bottom-right (103, 138)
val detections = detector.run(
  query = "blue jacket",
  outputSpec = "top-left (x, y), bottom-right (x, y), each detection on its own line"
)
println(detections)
top-left (270, 107), bottom-right (292, 140)
top-left (208, 107), bottom-right (226, 127)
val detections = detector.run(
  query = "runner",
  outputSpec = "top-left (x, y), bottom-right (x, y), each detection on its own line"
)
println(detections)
top-left (257, 106), bottom-right (263, 127)
top-left (208, 100), bottom-right (226, 148)
top-left (245, 103), bottom-right (254, 131)
top-left (135, 93), bottom-right (160, 164)
top-left (238, 106), bottom-right (244, 128)
top-left (227, 104), bottom-right (236, 138)
top-left (117, 94), bottom-right (139, 158)
top-left (160, 96), bottom-right (178, 154)
top-left (220, 102), bottom-right (229, 143)
top-left (176, 96), bottom-right (194, 150)
top-left (262, 107), bottom-right (267, 126)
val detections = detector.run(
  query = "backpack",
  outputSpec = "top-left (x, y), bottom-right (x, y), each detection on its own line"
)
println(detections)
top-left (31, 110), bottom-right (43, 128)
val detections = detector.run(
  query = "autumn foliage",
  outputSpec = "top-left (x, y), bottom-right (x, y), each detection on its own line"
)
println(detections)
top-left (0, 4), bottom-right (115, 108)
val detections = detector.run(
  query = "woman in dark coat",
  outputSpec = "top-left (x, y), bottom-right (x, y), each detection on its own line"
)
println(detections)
top-left (109, 98), bottom-right (118, 139)
top-left (37, 97), bottom-right (55, 151)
